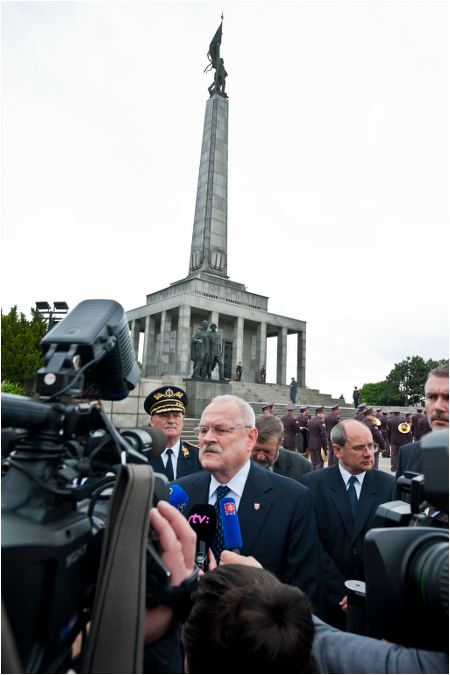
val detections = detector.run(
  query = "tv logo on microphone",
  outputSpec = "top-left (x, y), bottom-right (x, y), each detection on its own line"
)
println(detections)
top-left (223, 502), bottom-right (236, 516)
top-left (188, 513), bottom-right (210, 524)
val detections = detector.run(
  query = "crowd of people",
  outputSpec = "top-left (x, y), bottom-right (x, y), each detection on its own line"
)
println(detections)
top-left (123, 365), bottom-right (448, 673)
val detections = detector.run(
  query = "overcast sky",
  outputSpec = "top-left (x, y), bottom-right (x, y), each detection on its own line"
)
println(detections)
top-left (2, 1), bottom-right (448, 401)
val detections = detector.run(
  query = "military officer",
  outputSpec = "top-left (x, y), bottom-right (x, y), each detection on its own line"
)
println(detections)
top-left (325, 404), bottom-right (341, 467)
top-left (261, 365), bottom-right (266, 384)
top-left (379, 408), bottom-right (391, 457)
top-left (353, 403), bottom-right (367, 421)
top-left (386, 406), bottom-right (409, 472)
top-left (236, 362), bottom-right (242, 382)
top-left (280, 403), bottom-right (300, 451)
top-left (361, 407), bottom-right (385, 468)
top-left (144, 385), bottom-right (203, 481)
top-left (296, 405), bottom-right (310, 454)
top-left (412, 406), bottom-right (425, 442)
top-left (307, 406), bottom-right (328, 470)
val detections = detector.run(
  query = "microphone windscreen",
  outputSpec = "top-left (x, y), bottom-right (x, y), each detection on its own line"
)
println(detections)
top-left (220, 497), bottom-right (242, 550)
top-left (144, 427), bottom-right (168, 459)
top-left (186, 504), bottom-right (217, 544)
top-left (169, 485), bottom-right (189, 513)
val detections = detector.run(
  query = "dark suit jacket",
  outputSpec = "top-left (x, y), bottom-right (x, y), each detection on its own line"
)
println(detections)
top-left (149, 440), bottom-right (203, 481)
top-left (392, 440), bottom-right (422, 502)
top-left (301, 463), bottom-right (394, 618)
top-left (273, 447), bottom-right (313, 481)
top-left (175, 461), bottom-right (323, 613)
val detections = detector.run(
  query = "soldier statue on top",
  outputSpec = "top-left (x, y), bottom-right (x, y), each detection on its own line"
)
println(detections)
top-left (204, 17), bottom-right (228, 98)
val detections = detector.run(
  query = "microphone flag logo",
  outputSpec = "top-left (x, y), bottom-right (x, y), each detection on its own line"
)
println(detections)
top-left (223, 502), bottom-right (236, 516)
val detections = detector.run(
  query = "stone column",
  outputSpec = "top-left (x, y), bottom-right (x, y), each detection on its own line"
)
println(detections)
top-left (177, 305), bottom-right (191, 377)
top-left (130, 319), bottom-right (141, 359)
top-left (142, 314), bottom-right (156, 377)
top-left (297, 331), bottom-right (306, 387)
top-left (256, 322), bottom-right (267, 384)
top-left (160, 310), bottom-right (172, 370)
top-left (209, 310), bottom-right (219, 327)
top-left (233, 316), bottom-right (244, 377)
top-left (276, 326), bottom-right (287, 385)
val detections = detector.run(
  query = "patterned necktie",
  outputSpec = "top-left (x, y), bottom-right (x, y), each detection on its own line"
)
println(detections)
top-left (348, 475), bottom-right (358, 518)
top-left (165, 448), bottom-right (174, 481)
top-left (211, 485), bottom-right (230, 564)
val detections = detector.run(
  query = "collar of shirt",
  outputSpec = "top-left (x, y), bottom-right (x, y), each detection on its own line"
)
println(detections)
top-left (163, 439), bottom-right (181, 464)
top-left (338, 462), bottom-right (367, 499)
top-left (208, 459), bottom-right (251, 511)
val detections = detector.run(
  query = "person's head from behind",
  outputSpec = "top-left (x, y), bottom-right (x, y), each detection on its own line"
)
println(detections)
top-left (182, 564), bottom-right (316, 674)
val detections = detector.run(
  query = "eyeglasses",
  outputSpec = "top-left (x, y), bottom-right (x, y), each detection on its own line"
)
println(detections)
top-left (193, 425), bottom-right (252, 438)
top-left (343, 443), bottom-right (379, 453)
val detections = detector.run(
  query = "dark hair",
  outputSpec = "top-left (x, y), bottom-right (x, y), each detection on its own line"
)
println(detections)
top-left (182, 565), bottom-right (316, 674)
top-left (255, 414), bottom-right (284, 446)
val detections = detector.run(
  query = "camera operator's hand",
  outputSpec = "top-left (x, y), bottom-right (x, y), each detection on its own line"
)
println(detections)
top-left (219, 550), bottom-right (263, 568)
top-left (339, 595), bottom-right (348, 613)
top-left (144, 501), bottom-right (196, 644)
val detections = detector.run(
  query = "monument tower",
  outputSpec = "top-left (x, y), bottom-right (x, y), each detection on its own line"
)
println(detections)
top-left (127, 20), bottom-right (306, 386)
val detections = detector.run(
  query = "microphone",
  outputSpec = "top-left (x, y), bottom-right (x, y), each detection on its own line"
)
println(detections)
top-left (169, 485), bottom-right (189, 514)
top-left (186, 504), bottom-right (217, 572)
top-left (120, 426), bottom-right (167, 461)
top-left (220, 497), bottom-right (242, 554)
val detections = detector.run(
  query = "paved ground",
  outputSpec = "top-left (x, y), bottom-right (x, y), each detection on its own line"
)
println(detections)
top-left (378, 453), bottom-right (395, 475)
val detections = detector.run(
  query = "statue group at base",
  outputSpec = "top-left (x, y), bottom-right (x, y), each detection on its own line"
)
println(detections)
top-left (191, 321), bottom-right (227, 381)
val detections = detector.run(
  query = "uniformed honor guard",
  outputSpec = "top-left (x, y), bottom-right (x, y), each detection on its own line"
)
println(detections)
top-left (386, 406), bottom-right (409, 472)
top-left (280, 403), bottom-right (300, 451)
top-left (307, 406), bottom-right (328, 470)
top-left (144, 385), bottom-right (202, 480)
top-left (353, 403), bottom-right (367, 421)
top-left (325, 404), bottom-right (341, 466)
top-left (236, 362), bottom-right (243, 381)
top-left (379, 408), bottom-right (391, 457)
top-left (412, 406), bottom-right (425, 442)
top-left (261, 365), bottom-right (266, 384)
top-left (296, 405), bottom-right (310, 454)
top-left (361, 407), bottom-right (385, 468)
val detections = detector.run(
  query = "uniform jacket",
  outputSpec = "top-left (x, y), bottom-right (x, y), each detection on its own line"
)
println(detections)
top-left (175, 461), bottom-right (323, 613)
top-left (387, 416), bottom-right (409, 446)
top-left (379, 414), bottom-right (389, 439)
top-left (307, 416), bottom-right (328, 451)
top-left (296, 413), bottom-right (310, 427)
top-left (418, 415), bottom-right (432, 436)
top-left (353, 412), bottom-right (366, 422)
top-left (412, 413), bottom-right (424, 441)
top-left (325, 412), bottom-right (340, 440)
top-left (273, 447), bottom-right (313, 481)
top-left (280, 413), bottom-right (300, 450)
top-left (148, 440), bottom-right (203, 481)
top-left (301, 464), bottom-right (394, 612)
top-left (362, 418), bottom-right (386, 451)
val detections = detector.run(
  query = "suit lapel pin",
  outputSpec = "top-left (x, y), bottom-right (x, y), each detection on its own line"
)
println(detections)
top-left (254, 503), bottom-right (260, 510)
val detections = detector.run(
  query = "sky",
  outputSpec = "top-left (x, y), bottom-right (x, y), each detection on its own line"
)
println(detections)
top-left (2, 0), bottom-right (449, 402)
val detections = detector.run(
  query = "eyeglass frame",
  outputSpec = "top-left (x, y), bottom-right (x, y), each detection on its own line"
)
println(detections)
top-left (338, 443), bottom-right (379, 454)
top-left (193, 425), bottom-right (252, 438)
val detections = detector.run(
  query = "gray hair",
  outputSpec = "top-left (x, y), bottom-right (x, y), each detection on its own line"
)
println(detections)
top-left (255, 414), bottom-right (284, 446)
top-left (426, 364), bottom-right (449, 387)
top-left (206, 394), bottom-right (255, 428)
top-left (330, 419), bottom-right (369, 446)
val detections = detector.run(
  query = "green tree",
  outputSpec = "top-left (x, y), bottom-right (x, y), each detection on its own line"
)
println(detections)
top-left (1, 380), bottom-right (27, 396)
top-left (1, 306), bottom-right (47, 384)
top-left (385, 356), bottom-right (448, 406)
top-left (359, 381), bottom-right (389, 406)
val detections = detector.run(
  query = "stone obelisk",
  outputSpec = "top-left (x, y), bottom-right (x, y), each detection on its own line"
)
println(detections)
top-left (189, 21), bottom-right (229, 280)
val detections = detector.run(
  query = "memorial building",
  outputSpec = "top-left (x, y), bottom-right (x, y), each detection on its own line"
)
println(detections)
top-left (126, 21), bottom-right (306, 386)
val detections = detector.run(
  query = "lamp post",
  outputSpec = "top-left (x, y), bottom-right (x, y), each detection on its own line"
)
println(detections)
top-left (35, 301), bottom-right (69, 331)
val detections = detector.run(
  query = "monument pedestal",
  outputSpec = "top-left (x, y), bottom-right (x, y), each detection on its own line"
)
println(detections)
top-left (183, 378), bottom-right (231, 417)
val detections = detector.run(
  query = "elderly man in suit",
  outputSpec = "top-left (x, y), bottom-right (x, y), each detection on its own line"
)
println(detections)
top-left (252, 414), bottom-right (312, 481)
top-left (393, 364), bottom-right (449, 503)
top-left (175, 394), bottom-right (323, 613)
top-left (144, 385), bottom-right (203, 481)
top-left (301, 419), bottom-right (394, 630)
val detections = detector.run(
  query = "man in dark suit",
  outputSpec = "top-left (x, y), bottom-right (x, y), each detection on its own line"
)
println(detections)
top-left (325, 404), bottom-right (341, 467)
top-left (302, 419), bottom-right (394, 630)
top-left (175, 394), bottom-right (323, 613)
top-left (307, 406), bottom-right (328, 470)
top-left (393, 364), bottom-right (449, 502)
top-left (144, 385), bottom-right (203, 481)
top-left (289, 377), bottom-right (298, 404)
top-left (252, 414), bottom-right (312, 481)
top-left (280, 403), bottom-right (300, 451)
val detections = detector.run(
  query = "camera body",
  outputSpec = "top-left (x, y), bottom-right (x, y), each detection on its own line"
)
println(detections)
top-left (1, 300), bottom-right (169, 673)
